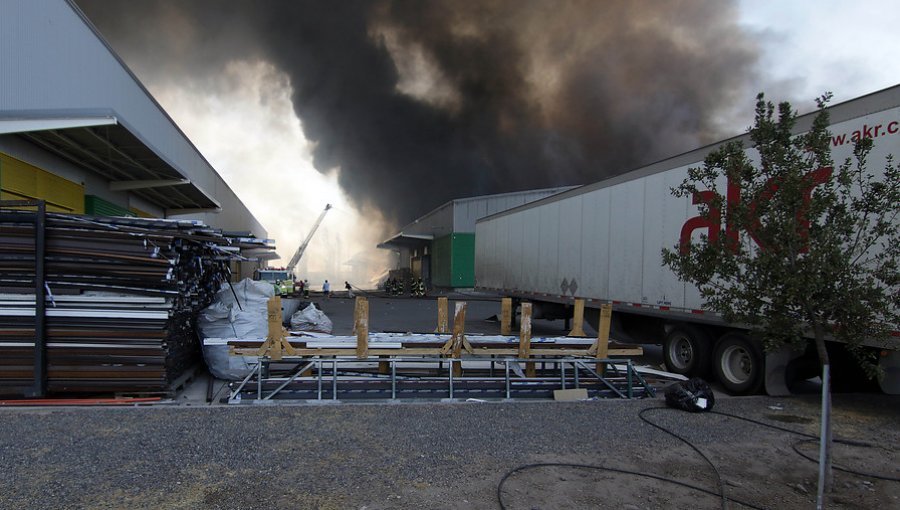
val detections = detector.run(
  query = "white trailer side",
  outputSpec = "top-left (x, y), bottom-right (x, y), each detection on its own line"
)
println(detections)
top-left (476, 85), bottom-right (900, 395)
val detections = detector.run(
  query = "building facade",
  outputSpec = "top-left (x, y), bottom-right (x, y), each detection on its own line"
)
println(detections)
top-left (0, 0), bottom-right (270, 278)
top-left (379, 187), bottom-right (576, 288)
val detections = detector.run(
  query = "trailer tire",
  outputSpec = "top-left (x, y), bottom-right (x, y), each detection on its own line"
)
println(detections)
top-left (713, 333), bottom-right (764, 395)
top-left (663, 325), bottom-right (711, 377)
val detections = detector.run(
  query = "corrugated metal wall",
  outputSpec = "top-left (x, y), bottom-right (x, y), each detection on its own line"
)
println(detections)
top-left (452, 186), bottom-right (576, 232)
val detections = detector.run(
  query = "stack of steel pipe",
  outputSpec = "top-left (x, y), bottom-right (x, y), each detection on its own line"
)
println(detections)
top-left (0, 209), bottom-right (266, 397)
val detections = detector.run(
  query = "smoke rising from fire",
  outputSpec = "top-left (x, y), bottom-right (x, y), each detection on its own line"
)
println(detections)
top-left (78, 0), bottom-right (760, 228)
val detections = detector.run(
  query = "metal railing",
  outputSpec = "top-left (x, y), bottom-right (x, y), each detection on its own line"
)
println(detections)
top-left (227, 356), bottom-right (656, 403)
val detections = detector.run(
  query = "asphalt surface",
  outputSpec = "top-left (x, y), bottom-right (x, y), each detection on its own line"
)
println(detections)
top-left (313, 290), bottom-right (585, 336)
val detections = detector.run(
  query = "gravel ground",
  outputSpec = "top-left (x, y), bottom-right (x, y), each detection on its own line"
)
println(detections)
top-left (1, 394), bottom-right (897, 509)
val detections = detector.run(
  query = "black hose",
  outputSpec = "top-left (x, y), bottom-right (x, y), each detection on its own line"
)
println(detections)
top-left (639, 407), bottom-right (728, 510)
top-left (496, 462), bottom-right (766, 510)
top-left (710, 410), bottom-right (898, 481)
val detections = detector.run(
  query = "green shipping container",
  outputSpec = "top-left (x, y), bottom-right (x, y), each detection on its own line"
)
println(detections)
top-left (431, 233), bottom-right (475, 288)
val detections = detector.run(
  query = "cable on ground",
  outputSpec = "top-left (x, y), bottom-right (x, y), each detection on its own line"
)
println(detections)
top-left (496, 405), bottom-right (899, 510)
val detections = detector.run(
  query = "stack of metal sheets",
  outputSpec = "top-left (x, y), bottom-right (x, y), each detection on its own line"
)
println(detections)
top-left (0, 210), bottom-right (268, 397)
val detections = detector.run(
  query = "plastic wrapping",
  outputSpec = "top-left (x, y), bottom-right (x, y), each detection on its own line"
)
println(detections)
top-left (201, 338), bottom-right (262, 381)
top-left (290, 303), bottom-right (333, 334)
top-left (664, 377), bottom-right (715, 412)
top-left (198, 278), bottom-right (273, 380)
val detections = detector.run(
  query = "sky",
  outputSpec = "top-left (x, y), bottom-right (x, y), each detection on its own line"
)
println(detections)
top-left (736, 0), bottom-right (900, 106)
top-left (75, 1), bottom-right (900, 288)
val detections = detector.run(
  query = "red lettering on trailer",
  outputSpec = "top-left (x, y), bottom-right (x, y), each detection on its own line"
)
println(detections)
top-left (680, 167), bottom-right (832, 253)
top-left (889, 121), bottom-right (899, 134)
top-left (691, 309), bottom-right (705, 314)
top-left (679, 190), bottom-right (721, 253)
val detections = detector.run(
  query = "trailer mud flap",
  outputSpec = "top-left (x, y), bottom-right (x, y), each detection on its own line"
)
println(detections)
top-left (879, 350), bottom-right (900, 395)
top-left (764, 345), bottom-right (806, 396)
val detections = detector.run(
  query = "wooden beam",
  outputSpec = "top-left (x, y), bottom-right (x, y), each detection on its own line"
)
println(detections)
top-left (595, 304), bottom-right (612, 375)
top-left (352, 296), bottom-right (364, 335)
top-left (436, 297), bottom-right (449, 333)
top-left (450, 301), bottom-right (467, 376)
top-left (500, 297), bottom-right (512, 335)
top-left (568, 299), bottom-right (587, 337)
top-left (230, 347), bottom-right (644, 358)
top-left (356, 298), bottom-right (369, 359)
top-left (518, 302), bottom-right (535, 377)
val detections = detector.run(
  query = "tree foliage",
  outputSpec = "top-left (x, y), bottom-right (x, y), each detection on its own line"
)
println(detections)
top-left (662, 93), bottom-right (899, 376)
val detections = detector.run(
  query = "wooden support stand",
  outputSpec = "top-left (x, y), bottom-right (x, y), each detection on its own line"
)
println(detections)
top-left (568, 298), bottom-right (587, 337)
top-left (518, 302), bottom-right (535, 377)
top-left (440, 301), bottom-right (471, 376)
top-left (436, 297), bottom-right (449, 333)
top-left (500, 297), bottom-right (512, 335)
top-left (257, 296), bottom-right (296, 361)
top-left (227, 299), bottom-right (640, 373)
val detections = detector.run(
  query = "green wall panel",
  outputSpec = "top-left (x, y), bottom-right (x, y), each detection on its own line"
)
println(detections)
top-left (84, 195), bottom-right (136, 217)
top-left (431, 235), bottom-right (452, 288)
top-left (430, 233), bottom-right (476, 288)
top-left (450, 233), bottom-right (475, 287)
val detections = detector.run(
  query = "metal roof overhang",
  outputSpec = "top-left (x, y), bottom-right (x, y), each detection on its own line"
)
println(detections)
top-left (377, 232), bottom-right (434, 250)
top-left (238, 246), bottom-right (281, 262)
top-left (0, 114), bottom-right (221, 213)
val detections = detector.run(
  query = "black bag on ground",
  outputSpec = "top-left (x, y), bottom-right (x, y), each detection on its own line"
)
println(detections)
top-left (664, 377), bottom-right (715, 412)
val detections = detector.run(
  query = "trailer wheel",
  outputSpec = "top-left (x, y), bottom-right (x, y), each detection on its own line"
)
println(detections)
top-left (713, 333), bottom-right (764, 395)
top-left (663, 325), bottom-right (711, 377)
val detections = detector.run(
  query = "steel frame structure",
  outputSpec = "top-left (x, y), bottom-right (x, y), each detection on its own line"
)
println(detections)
top-left (227, 356), bottom-right (656, 403)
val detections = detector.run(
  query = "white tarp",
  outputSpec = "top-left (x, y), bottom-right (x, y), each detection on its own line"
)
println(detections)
top-left (198, 278), bottom-right (273, 380)
top-left (289, 303), bottom-right (333, 334)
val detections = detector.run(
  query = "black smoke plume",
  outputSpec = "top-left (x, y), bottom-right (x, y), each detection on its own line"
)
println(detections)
top-left (77, 0), bottom-right (760, 227)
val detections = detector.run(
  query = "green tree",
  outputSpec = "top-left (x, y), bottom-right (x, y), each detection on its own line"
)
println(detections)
top-left (661, 93), bottom-right (899, 495)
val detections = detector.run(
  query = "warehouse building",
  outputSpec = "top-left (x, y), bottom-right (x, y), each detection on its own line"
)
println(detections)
top-left (0, 0), bottom-right (270, 279)
top-left (379, 187), bottom-right (575, 288)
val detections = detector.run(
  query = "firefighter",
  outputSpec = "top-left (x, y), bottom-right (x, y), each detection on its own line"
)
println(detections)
top-left (416, 278), bottom-right (426, 297)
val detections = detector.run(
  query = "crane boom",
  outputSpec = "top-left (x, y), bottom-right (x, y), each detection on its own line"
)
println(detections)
top-left (287, 203), bottom-right (332, 276)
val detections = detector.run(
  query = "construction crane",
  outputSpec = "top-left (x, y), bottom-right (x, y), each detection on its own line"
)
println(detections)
top-left (255, 203), bottom-right (331, 295)
top-left (286, 203), bottom-right (332, 277)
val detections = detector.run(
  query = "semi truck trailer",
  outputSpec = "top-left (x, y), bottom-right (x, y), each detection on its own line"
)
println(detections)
top-left (475, 85), bottom-right (900, 396)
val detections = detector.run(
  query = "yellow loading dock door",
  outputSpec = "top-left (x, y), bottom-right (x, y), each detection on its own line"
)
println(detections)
top-left (0, 151), bottom-right (84, 213)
